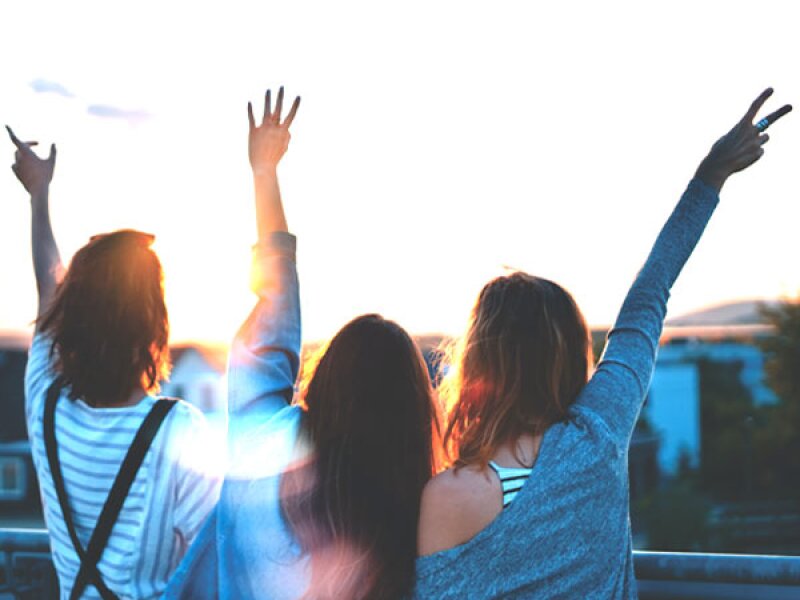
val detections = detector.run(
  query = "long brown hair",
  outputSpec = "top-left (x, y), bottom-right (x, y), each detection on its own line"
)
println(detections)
top-left (442, 272), bottom-right (592, 467)
top-left (281, 314), bottom-right (438, 599)
top-left (39, 229), bottom-right (170, 406)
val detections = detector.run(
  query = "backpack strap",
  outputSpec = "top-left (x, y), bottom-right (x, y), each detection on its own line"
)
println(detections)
top-left (43, 380), bottom-right (177, 600)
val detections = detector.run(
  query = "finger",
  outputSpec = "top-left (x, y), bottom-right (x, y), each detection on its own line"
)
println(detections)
top-left (5, 125), bottom-right (24, 148)
top-left (756, 104), bottom-right (793, 132)
top-left (282, 96), bottom-right (301, 127)
top-left (25, 141), bottom-right (39, 147)
top-left (48, 143), bottom-right (57, 164)
top-left (758, 133), bottom-right (770, 146)
top-left (263, 90), bottom-right (272, 123)
top-left (744, 88), bottom-right (774, 123)
top-left (247, 101), bottom-right (256, 131)
top-left (274, 86), bottom-right (284, 123)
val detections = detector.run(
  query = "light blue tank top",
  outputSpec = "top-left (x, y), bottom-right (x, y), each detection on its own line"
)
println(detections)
top-left (488, 460), bottom-right (533, 508)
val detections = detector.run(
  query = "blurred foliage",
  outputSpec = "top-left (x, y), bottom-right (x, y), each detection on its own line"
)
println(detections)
top-left (635, 476), bottom-right (710, 551)
top-left (697, 359), bottom-right (754, 501)
top-left (756, 299), bottom-right (800, 502)
top-left (634, 300), bottom-right (800, 551)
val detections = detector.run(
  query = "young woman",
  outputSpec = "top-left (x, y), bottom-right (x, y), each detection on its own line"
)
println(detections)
top-left (415, 89), bottom-right (791, 598)
top-left (166, 88), bottom-right (439, 600)
top-left (7, 127), bottom-right (222, 598)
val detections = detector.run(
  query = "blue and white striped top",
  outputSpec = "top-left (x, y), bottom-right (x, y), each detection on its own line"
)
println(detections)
top-left (25, 334), bottom-right (223, 600)
top-left (487, 461), bottom-right (533, 508)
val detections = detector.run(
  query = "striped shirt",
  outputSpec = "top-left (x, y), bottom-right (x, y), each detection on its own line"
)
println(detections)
top-left (487, 461), bottom-right (533, 508)
top-left (25, 334), bottom-right (223, 600)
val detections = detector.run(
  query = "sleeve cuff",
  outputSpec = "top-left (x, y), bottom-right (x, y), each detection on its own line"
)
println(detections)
top-left (687, 177), bottom-right (720, 202)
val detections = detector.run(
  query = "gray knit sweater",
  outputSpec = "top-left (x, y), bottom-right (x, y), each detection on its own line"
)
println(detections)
top-left (414, 179), bottom-right (719, 599)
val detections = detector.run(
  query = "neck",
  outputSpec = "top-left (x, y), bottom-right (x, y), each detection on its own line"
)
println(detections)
top-left (86, 385), bottom-right (148, 408)
top-left (494, 433), bottom-right (543, 469)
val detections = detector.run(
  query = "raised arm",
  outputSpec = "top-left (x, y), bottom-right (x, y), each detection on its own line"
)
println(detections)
top-left (6, 126), bottom-right (63, 324)
top-left (227, 88), bottom-right (303, 461)
top-left (578, 89), bottom-right (792, 442)
top-left (248, 87), bottom-right (301, 236)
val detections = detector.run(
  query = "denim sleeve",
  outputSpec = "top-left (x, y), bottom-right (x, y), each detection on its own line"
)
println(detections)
top-left (226, 232), bottom-right (301, 465)
top-left (576, 179), bottom-right (719, 444)
top-left (162, 506), bottom-right (218, 599)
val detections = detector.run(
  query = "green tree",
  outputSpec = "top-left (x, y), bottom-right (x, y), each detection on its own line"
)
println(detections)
top-left (697, 359), bottom-right (755, 502)
top-left (756, 300), bottom-right (800, 501)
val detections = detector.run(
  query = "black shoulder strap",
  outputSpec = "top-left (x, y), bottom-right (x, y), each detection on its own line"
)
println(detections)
top-left (43, 380), bottom-right (177, 600)
top-left (44, 379), bottom-right (115, 599)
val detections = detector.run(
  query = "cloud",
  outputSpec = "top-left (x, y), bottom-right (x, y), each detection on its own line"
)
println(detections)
top-left (29, 78), bottom-right (74, 98)
top-left (87, 104), bottom-right (151, 124)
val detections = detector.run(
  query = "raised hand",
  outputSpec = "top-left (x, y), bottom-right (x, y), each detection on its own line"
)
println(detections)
top-left (695, 88), bottom-right (792, 192)
top-left (247, 87), bottom-right (300, 175)
top-left (6, 125), bottom-right (57, 196)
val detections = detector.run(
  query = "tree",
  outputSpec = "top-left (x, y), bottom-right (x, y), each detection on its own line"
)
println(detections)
top-left (697, 359), bottom-right (755, 502)
top-left (756, 300), bottom-right (800, 501)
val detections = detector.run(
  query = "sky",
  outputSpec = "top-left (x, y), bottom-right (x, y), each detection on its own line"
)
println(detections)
top-left (1, 0), bottom-right (799, 344)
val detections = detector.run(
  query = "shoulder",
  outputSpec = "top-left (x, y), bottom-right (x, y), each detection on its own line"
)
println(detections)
top-left (417, 465), bottom-right (502, 556)
top-left (24, 333), bottom-right (57, 423)
top-left (161, 399), bottom-right (225, 474)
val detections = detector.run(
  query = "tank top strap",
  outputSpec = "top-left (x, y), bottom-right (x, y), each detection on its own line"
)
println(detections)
top-left (488, 460), bottom-right (534, 509)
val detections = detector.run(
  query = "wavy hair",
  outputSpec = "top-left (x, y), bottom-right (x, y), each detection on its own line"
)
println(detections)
top-left (441, 272), bottom-right (592, 467)
top-left (281, 314), bottom-right (438, 599)
top-left (39, 229), bottom-right (170, 405)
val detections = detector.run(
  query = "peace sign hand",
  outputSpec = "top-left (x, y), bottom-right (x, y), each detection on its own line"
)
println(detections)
top-left (695, 88), bottom-right (791, 192)
top-left (247, 87), bottom-right (301, 175)
top-left (6, 125), bottom-right (57, 196)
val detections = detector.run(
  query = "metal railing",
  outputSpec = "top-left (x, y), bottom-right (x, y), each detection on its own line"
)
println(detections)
top-left (1, 528), bottom-right (800, 599)
top-left (635, 551), bottom-right (800, 599)
top-left (0, 528), bottom-right (55, 599)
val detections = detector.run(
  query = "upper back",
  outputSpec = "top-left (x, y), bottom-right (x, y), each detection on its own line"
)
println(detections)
top-left (415, 408), bottom-right (636, 599)
top-left (25, 334), bottom-right (222, 599)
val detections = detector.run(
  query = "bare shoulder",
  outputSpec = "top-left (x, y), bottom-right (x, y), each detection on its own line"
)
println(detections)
top-left (417, 464), bottom-right (502, 556)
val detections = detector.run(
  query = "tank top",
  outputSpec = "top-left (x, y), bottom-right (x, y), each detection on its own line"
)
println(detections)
top-left (488, 461), bottom-right (533, 508)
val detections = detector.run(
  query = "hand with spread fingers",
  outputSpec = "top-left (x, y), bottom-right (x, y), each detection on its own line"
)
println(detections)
top-left (247, 86), bottom-right (301, 236)
top-left (248, 86), bottom-right (301, 175)
top-left (6, 125), bottom-right (57, 196)
top-left (695, 88), bottom-right (792, 192)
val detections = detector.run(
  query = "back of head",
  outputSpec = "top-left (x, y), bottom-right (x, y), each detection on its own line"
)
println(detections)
top-left (443, 272), bottom-right (592, 467)
top-left (282, 314), bottom-right (437, 599)
top-left (39, 229), bottom-right (170, 405)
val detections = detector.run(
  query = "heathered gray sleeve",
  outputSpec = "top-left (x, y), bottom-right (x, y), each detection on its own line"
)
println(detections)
top-left (576, 178), bottom-right (719, 444)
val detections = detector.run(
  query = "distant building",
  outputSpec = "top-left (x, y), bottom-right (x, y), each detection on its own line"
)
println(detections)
top-left (645, 350), bottom-right (702, 475)
top-left (644, 337), bottom-right (776, 476)
top-left (0, 335), bottom-right (35, 508)
top-left (161, 345), bottom-right (229, 414)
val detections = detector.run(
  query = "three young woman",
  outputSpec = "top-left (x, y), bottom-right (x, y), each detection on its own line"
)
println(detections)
top-left (14, 86), bottom-right (790, 599)
top-left (8, 127), bottom-right (222, 599)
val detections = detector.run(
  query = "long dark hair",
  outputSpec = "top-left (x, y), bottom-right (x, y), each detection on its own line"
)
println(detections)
top-left (39, 229), bottom-right (170, 406)
top-left (281, 314), bottom-right (438, 599)
top-left (441, 272), bottom-right (592, 467)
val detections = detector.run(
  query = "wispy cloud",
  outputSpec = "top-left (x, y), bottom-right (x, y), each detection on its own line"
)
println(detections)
top-left (87, 105), bottom-right (151, 124)
top-left (29, 78), bottom-right (74, 98)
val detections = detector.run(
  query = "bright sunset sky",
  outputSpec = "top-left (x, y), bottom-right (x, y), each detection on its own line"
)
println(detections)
top-left (1, 1), bottom-right (799, 344)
